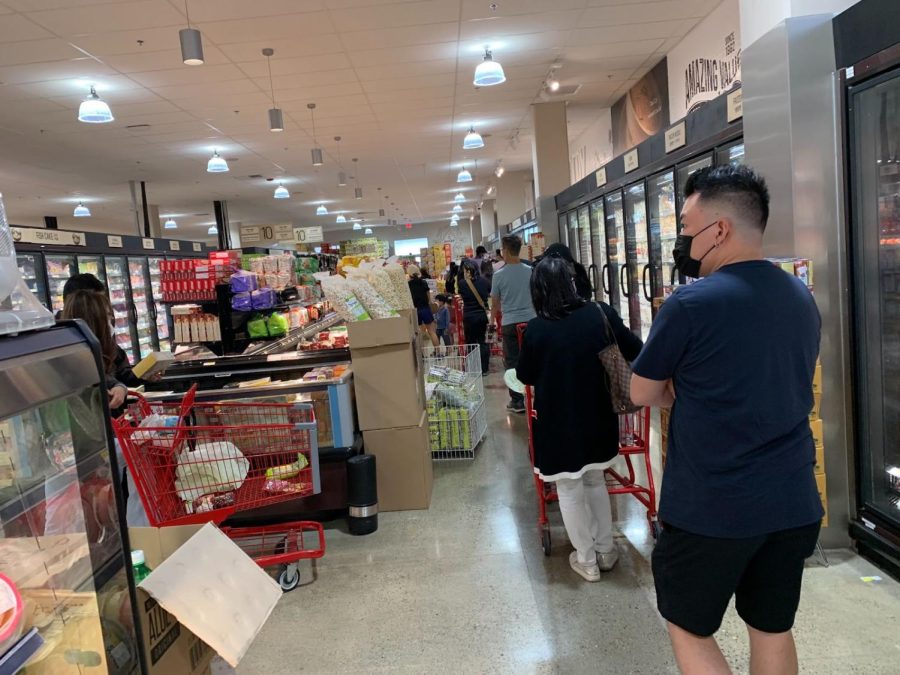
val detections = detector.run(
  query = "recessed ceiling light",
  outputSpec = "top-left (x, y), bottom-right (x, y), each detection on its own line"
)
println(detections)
top-left (457, 167), bottom-right (472, 183)
top-left (353, 223), bottom-right (362, 231)
top-left (463, 126), bottom-right (484, 150)
top-left (207, 150), bottom-right (228, 173)
top-left (336, 214), bottom-right (346, 223)
top-left (207, 223), bottom-right (218, 235)
top-left (454, 192), bottom-right (465, 203)
top-left (164, 218), bottom-right (177, 229)
top-left (364, 227), bottom-right (373, 235)
top-left (73, 202), bottom-right (91, 217)
top-left (78, 86), bottom-right (113, 123)
top-left (273, 183), bottom-right (289, 199)
top-left (452, 204), bottom-right (462, 213)
top-left (474, 48), bottom-right (506, 87)
top-left (316, 204), bottom-right (327, 215)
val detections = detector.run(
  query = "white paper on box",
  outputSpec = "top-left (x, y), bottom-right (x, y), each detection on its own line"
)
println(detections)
top-left (138, 523), bottom-right (281, 668)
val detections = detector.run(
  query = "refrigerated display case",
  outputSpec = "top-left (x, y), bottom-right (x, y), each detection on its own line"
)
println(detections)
top-left (0, 322), bottom-right (143, 673)
top-left (104, 257), bottom-right (137, 363)
top-left (127, 258), bottom-right (155, 359)
top-left (558, 213), bottom-right (569, 249)
top-left (16, 254), bottom-right (49, 310)
top-left (847, 59), bottom-right (900, 574)
top-left (588, 198), bottom-right (608, 302)
top-left (576, 204), bottom-right (592, 271)
top-left (147, 258), bottom-right (170, 353)
top-left (718, 141), bottom-right (746, 166)
top-left (77, 256), bottom-right (106, 286)
top-left (567, 210), bottom-right (580, 260)
top-left (647, 171), bottom-right (677, 305)
top-left (604, 191), bottom-right (627, 318)
top-left (624, 183), bottom-right (652, 339)
top-left (44, 255), bottom-right (75, 314)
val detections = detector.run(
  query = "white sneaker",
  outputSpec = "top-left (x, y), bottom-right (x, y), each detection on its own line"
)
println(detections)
top-left (569, 551), bottom-right (601, 582)
top-left (596, 548), bottom-right (619, 572)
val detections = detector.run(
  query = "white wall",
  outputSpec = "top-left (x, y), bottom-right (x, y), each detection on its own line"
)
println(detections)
top-left (569, 109), bottom-right (613, 182)
top-left (324, 219), bottom-right (475, 263)
top-left (740, 0), bottom-right (862, 48)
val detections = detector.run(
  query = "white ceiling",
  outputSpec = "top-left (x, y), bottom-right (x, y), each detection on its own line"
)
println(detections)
top-left (0, 0), bottom-right (721, 243)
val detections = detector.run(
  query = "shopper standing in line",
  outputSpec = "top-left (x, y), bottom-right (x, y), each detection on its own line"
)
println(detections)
top-left (474, 245), bottom-right (494, 283)
top-left (434, 294), bottom-right (453, 347)
top-left (491, 235), bottom-right (535, 413)
top-left (492, 249), bottom-right (506, 275)
top-left (516, 257), bottom-right (641, 581)
top-left (457, 258), bottom-right (491, 375)
top-left (407, 264), bottom-right (440, 348)
top-left (445, 261), bottom-right (458, 296)
top-left (630, 165), bottom-right (823, 675)
top-left (540, 243), bottom-right (593, 302)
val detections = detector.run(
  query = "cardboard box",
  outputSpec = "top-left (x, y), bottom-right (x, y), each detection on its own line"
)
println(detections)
top-left (814, 443), bottom-right (825, 475)
top-left (812, 363), bottom-right (822, 393)
top-left (133, 351), bottom-right (176, 379)
top-left (809, 418), bottom-right (824, 447)
top-left (129, 524), bottom-right (281, 673)
top-left (348, 314), bottom-right (414, 348)
top-left (351, 339), bottom-right (425, 431)
top-left (815, 473), bottom-right (828, 527)
top-left (363, 412), bottom-right (433, 511)
top-left (809, 392), bottom-right (821, 420)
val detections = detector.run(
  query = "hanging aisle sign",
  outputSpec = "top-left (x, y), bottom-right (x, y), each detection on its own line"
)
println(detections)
top-left (666, 0), bottom-right (741, 121)
top-left (293, 226), bottom-right (323, 244)
top-left (240, 224), bottom-right (294, 245)
top-left (11, 227), bottom-right (86, 246)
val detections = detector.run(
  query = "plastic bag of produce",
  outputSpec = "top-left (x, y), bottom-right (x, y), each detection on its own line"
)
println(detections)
top-left (247, 314), bottom-right (269, 339)
top-left (347, 277), bottom-right (398, 319)
top-left (230, 271), bottom-right (258, 293)
top-left (174, 440), bottom-right (249, 505)
top-left (366, 268), bottom-right (403, 310)
top-left (319, 275), bottom-right (371, 322)
top-left (267, 312), bottom-right (289, 337)
top-left (231, 292), bottom-right (252, 312)
top-left (384, 263), bottom-right (414, 309)
top-left (251, 288), bottom-right (276, 309)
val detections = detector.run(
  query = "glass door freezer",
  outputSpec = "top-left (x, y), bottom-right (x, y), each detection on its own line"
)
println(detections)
top-left (104, 256), bottom-right (137, 363)
top-left (589, 198), bottom-right (608, 303)
top-left (77, 255), bottom-right (106, 286)
top-left (127, 257), bottom-right (156, 359)
top-left (147, 257), bottom-right (171, 352)
top-left (576, 204), bottom-right (592, 271)
top-left (44, 254), bottom-right (76, 314)
top-left (624, 182), bottom-right (652, 339)
top-left (604, 191), bottom-right (627, 319)
top-left (647, 170), bottom-right (677, 308)
top-left (16, 253), bottom-right (49, 310)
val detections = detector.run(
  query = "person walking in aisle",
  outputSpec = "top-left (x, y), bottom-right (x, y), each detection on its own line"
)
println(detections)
top-left (407, 265), bottom-right (440, 348)
top-left (630, 165), bottom-right (823, 675)
top-left (457, 258), bottom-right (491, 375)
top-left (434, 294), bottom-right (453, 347)
top-left (491, 235), bottom-right (535, 413)
top-left (516, 256), bottom-right (641, 581)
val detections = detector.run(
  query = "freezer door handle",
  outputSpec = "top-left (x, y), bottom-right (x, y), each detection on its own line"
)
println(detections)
top-left (129, 302), bottom-right (138, 325)
top-left (601, 264), bottom-right (610, 295)
top-left (588, 263), bottom-right (598, 296)
top-left (642, 264), bottom-right (652, 301)
top-left (670, 265), bottom-right (679, 288)
top-left (620, 264), bottom-right (630, 298)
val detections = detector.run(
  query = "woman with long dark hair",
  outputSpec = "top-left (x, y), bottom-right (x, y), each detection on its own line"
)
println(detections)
top-left (457, 258), bottom-right (491, 374)
top-left (516, 256), bottom-right (642, 582)
top-left (541, 243), bottom-right (593, 301)
top-left (445, 261), bottom-right (458, 296)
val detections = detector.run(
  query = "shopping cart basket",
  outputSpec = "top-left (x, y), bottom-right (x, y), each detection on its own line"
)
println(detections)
top-left (515, 323), bottom-right (659, 556)
top-left (113, 386), bottom-right (325, 591)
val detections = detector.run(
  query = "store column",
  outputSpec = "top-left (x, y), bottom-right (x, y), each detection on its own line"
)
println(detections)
top-left (495, 171), bottom-right (532, 231)
top-left (480, 200), bottom-right (497, 244)
top-left (531, 101), bottom-right (570, 245)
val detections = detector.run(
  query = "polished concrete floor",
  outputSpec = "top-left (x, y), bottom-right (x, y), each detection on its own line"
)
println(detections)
top-left (235, 369), bottom-right (900, 675)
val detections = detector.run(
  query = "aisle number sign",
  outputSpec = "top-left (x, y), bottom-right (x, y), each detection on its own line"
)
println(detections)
top-left (293, 226), bottom-right (323, 244)
top-left (240, 224), bottom-right (293, 245)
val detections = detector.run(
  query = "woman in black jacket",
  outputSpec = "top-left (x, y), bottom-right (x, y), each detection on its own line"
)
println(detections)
top-left (516, 256), bottom-right (642, 582)
top-left (445, 262), bottom-right (458, 296)
top-left (456, 258), bottom-right (491, 374)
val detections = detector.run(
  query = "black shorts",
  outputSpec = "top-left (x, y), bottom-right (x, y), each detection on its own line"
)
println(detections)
top-left (652, 520), bottom-right (821, 637)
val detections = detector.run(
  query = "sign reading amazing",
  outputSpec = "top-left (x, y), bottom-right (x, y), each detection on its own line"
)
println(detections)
top-left (682, 31), bottom-right (741, 114)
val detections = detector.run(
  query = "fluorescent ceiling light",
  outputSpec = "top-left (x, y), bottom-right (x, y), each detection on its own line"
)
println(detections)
top-left (78, 86), bottom-right (113, 124)
top-left (316, 204), bottom-right (328, 215)
top-left (207, 150), bottom-right (228, 173)
top-left (457, 167), bottom-right (472, 183)
top-left (463, 126), bottom-right (484, 150)
top-left (273, 184), bottom-right (290, 199)
top-left (207, 224), bottom-right (218, 235)
top-left (452, 204), bottom-right (462, 213)
top-left (353, 223), bottom-right (362, 231)
top-left (164, 218), bottom-right (177, 229)
top-left (336, 214), bottom-right (346, 223)
top-left (364, 227), bottom-right (373, 235)
top-left (474, 48), bottom-right (506, 87)
top-left (494, 162), bottom-right (505, 178)
top-left (73, 202), bottom-right (91, 217)
top-left (454, 192), bottom-right (465, 203)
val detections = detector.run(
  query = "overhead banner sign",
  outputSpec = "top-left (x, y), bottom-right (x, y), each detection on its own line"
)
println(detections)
top-left (11, 227), bottom-right (86, 247)
top-left (611, 58), bottom-right (670, 156)
top-left (666, 0), bottom-right (741, 121)
top-left (293, 226), bottom-right (323, 244)
top-left (240, 223), bottom-right (293, 245)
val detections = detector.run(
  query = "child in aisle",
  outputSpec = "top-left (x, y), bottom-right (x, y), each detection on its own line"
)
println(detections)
top-left (435, 294), bottom-right (453, 346)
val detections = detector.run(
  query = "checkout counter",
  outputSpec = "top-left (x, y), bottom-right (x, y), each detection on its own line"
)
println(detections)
top-left (143, 313), bottom-right (361, 525)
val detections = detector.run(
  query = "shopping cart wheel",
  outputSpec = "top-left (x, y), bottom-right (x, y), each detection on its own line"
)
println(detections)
top-left (278, 564), bottom-right (300, 592)
top-left (541, 529), bottom-right (551, 556)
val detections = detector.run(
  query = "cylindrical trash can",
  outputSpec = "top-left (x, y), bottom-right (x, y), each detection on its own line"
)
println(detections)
top-left (347, 454), bottom-right (378, 535)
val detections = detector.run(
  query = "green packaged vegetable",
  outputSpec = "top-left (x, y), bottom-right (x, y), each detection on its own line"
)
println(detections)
top-left (267, 312), bottom-right (289, 337)
top-left (247, 314), bottom-right (269, 339)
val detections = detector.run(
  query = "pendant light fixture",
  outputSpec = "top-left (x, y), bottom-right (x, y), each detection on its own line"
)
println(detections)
top-left (463, 126), bottom-right (484, 150)
top-left (474, 48), bottom-right (506, 87)
top-left (336, 214), bottom-right (346, 224)
top-left (164, 218), bottom-right (177, 229)
top-left (494, 160), bottom-right (505, 178)
top-left (179, 0), bottom-right (204, 65)
top-left (262, 48), bottom-right (283, 132)
top-left (335, 136), bottom-right (348, 187)
top-left (307, 103), bottom-right (323, 166)
top-left (454, 192), bottom-right (465, 203)
top-left (316, 204), bottom-right (327, 216)
top-left (273, 183), bottom-right (290, 199)
top-left (378, 208), bottom-right (385, 217)
top-left (450, 219), bottom-right (459, 227)
top-left (78, 86), bottom-right (114, 124)
top-left (207, 150), bottom-right (228, 173)
top-left (73, 202), bottom-right (91, 217)
top-left (364, 227), bottom-right (373, 235)
top-left (452, 204), bottom-right (462, 213)
top-left (352, 158), bottom-right (362, 199)
top-left (208, 223), bottom-right (218, 235)
top-left (457, 166), bottom-right (472, 183)
top-left (451, 213), bottom-right (460, 222)
top-left (353, 223), bottom-right (362, 231)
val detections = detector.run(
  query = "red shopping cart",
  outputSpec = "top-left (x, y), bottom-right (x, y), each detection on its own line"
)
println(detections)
top-left (515, 323), bottom-right (659, 556)
top-left (113, 386), bottom-right (326, 591)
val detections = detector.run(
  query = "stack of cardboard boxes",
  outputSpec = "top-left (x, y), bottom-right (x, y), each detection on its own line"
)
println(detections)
top-left (347, 310), bottom-right (433, 511)
top-left (811, 359), bottom-right (827, 525)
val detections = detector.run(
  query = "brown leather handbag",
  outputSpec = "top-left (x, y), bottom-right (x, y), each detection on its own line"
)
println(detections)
top-left (597, 305), bottom-right (642, 414)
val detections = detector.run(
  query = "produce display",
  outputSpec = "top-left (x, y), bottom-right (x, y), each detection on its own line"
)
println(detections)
top-left (384, 263), bottom-right (415, 309)
top-left (319, 275), bottom-right (371, 322)
top-left (347, 276), bottom-right (398, 319)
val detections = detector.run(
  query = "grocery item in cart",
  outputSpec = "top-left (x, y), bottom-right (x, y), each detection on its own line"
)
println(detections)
top-left (174, 440), bottom-right (249, 508)
top-left (265, 453), bottom-right (308, 480)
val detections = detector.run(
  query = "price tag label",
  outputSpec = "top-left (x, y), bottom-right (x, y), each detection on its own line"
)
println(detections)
top-left (727, 88), bottom-right (743, 122)
top-left (107, 235), bottom-right (123, 248)
top-left (594, 167), bottom-right (607, 187)
top-left (169, 240), bottom-right (181, 251)
top-left (665, 122), bottom-right (686, 153)
top-left (624, 148), bottom-right (639, 173)
top-left (142, 238), bottom-right (155, 250)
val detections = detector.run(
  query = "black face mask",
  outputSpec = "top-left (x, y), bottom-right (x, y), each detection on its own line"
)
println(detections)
top-left (672, 221), bottom-right (718, 278)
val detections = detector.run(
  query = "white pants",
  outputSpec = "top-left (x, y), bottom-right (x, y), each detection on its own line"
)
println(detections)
top-left (555, 469), bottom-right (614, 565)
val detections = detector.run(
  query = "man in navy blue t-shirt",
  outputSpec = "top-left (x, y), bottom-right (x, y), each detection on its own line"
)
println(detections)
top-left (631, 165), bottom-right (823, 675)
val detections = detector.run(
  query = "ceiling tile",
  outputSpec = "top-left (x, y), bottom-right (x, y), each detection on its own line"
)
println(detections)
top-left (329, 0), bottom-right (460, 32)
top-left (198, 11), bottom-right (335, 43)
top-left (129, 63), bottom-right (249, 88)
top-left (0, 38), bottom-right (84, 67)
top-left (186, 0), bottom-right (325, 22)
top-left (0, 58), bottom-right (117, 85)
top-left (339, 22), bottom-right (458, 51)
top-left (354, 58), bottom-right (456, 82)
top-left (217, 35), bottom-right (344, 62)
top-left (0, 14), bottom-right (55, 42)
top-left (459, 10), bottom-right (582, 41)
top-left (26, 1), bottom-right (187, 36)
top-left (347, 42), bottom-right (458, 68)
top-left (237, 53), bottom-right (354, 78)
top-left (101, 45), bottom-right (231, 73)
top-left (580, 0), bottom-right (713, 26)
